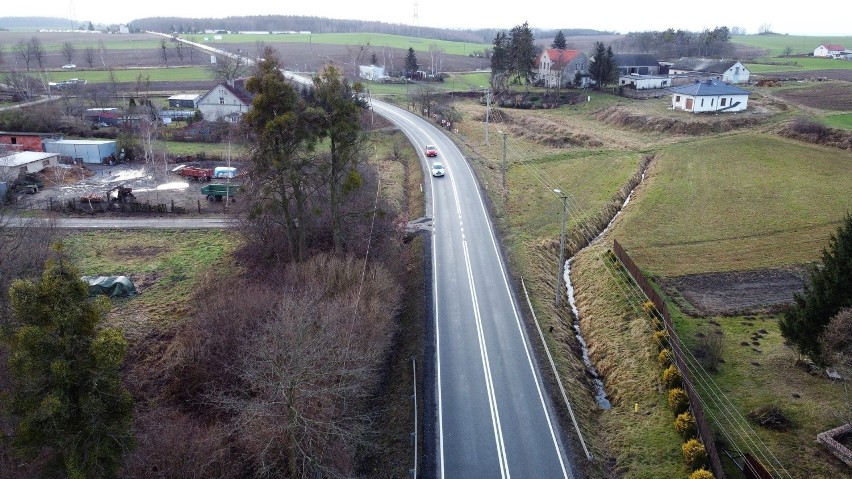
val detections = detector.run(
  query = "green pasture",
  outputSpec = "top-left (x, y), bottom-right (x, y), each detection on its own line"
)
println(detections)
top-left (824, 113), bottom-right (852, 130)
top-left (610, 133), bottom-right (852, 277)
top-left (745, 57), bottom-right (852, 73)
top-left (184, 32), bottom-right (490, 56)
top-left (160, 140), bottom-right (247, 159)
top-left (732, 33), bottom-right (852, 57)
top-left (48, 67), bottom-right (214, 84)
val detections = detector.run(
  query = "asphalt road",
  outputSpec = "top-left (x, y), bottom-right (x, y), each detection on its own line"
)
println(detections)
top-left (372, 100), bottom-right (579, 478)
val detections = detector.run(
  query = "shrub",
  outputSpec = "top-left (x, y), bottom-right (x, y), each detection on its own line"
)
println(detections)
top-left (688, 469), bottom-right (715, 479)
top-left (658, 348), bottom-right (673, 367)
top-left (698, 332), bottom-right (723, 371)
top-left (654, 330), bottom-right (670, 350)
top-left (642, 300), bottom-right (656, 317)
top-left (675, 411), bottom-right (697, 439)
top-left (668, 387), bottom-right (689, 415)
top-left (662, 364), bottom-right (682, 389)
top-left (682, 438), bottom-right (708, 470)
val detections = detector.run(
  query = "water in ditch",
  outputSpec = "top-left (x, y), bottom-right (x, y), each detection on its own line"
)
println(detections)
top-left (563, 170), bottom-right (647, 410)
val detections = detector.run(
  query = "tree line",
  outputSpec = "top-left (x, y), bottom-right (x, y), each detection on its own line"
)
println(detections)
top-left (623, 26), bottom-right (732, 59)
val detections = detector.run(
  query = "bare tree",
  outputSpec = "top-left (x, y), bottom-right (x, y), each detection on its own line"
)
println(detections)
top-left (29, 37), bottom-right (45, 70)
top-left (14, 39), bottom-right (33, 71)
top-left (61, 41), bottom-right (76, 65)
top-left (428, 43), bottom-right (445, 76)
top-left (0, 209), bottom-right (57, 323)
top-left (160, 38), bottom-right (168, 66)
top-left (98, 39), bottom-right (107, 68)
top-left (209, 54), bottom-right (247, 84)
top-left (84, 47), bottom-right (95, 68)
top-left (0, 44), bottom-right (5, 66)
top-left (186, 36), bottom-right (196, 63)
top-left (174, 38), bottom-right (185, 62)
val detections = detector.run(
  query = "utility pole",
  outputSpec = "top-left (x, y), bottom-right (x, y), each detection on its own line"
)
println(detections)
top-left (554, 189), bottom-right (568, 306)
top-left (484, 88), bottom-right (491, 145)
top-left (501, 132), bottom-right (508, 204)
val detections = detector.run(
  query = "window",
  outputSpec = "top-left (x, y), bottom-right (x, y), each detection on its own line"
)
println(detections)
top-left (701, 99), bottom-right (704, 107)
top-left (42, 159), bottom-right (51, 166)
top-left (219, 97), bottom-right (225, 105)
top-left (675, 95), bottom-right (681, 103)
top-left (11, 137), bottom-right (17, 144)
top-left (711, 98), bottom-right (714, 106)
top-left (721, 98), bottom-right (727, 106)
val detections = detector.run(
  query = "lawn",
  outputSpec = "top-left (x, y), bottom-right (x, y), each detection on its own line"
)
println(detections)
top-left (161, 140), bottom-right (248, 159)
top-left (745, 57), bottom-right (852, 74)
top-left (185, 32), bottom-right (490, 56)
top-left (609, 133), bottom-right (852, 277)
top-left (732, 34), bottom-right (852, 57)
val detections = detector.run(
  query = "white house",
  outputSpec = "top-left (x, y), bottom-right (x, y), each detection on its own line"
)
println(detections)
top-left (0, 151), bottom-right (59, 181)
top-left (197, 82), bottom-right (253, 123)
top-left (619, 74), bottom-right (671, 90)
top-left (670, 58), bottom-right (750, 84)
top-left (671, 80), bottom-right (750, 113)
top-left (814, 44), bottom-right (845, 57)
top-left (359, 65), bottom-right (388, 81)
top-left (537, 49), bottom-right (588, 88)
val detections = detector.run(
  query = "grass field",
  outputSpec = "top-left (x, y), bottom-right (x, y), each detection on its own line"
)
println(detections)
top-left (48, 67), bottom-right (214, 84)
top-left (62, 229), bottom-right (239, 339)
top-left (184, 32), bottom-right (490, 56)
top-left (732, 34), bottom-right (852, 57)
top-left (745, 57), bottom-right (852, 73)
top-left (160, 140), bottom-right (248, 159)
top-left (825, 112), bottom-right (852, 129)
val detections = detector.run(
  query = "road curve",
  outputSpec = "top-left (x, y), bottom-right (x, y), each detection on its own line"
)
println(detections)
top-left (372, 99), bottom-right (579, 478)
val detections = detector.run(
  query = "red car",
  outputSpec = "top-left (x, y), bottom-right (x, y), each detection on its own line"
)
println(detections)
top-left (425, 145), bottom-right (438, 157)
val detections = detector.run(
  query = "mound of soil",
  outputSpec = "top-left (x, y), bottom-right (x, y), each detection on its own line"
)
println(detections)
top-left (660, 267), bottom-right (807, 317)
top-left (779, 122), bottom-right (852, 149)
top-left (594, 105), bottom-right (765, 135)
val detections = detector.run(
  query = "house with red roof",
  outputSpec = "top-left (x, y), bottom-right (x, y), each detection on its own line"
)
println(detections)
top-left (814, 44), bottom-right (846, 58)
top-left (536, 49), bottom-right (588, 88)
top-left (197, 80), bottom-right (254, 123)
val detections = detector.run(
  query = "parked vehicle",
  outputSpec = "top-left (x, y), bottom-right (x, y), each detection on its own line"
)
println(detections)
top-left (201, 183), bottom-right (239, 202)
top-left (173, 165), bottom-right (213, 181)
top-left (214, 166), bottom-right (237, 179)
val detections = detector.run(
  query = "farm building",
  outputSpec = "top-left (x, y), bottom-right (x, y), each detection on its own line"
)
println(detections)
top-left (197, 81), bottom-right (253, 123)
top-left (619, 74), bottom-right (671, 90)
top-left (612, 54), bottom-right (662, 76)
top-left (0, 131), bottom-right (61, 153)
top-left (0, 151), bottom-right (60, 182)
top-left (814, 44), bottom-right (845, 57)
top-left (671, 80), bottom-right (750, 113)
top-left (670, 58), bottom-right (750, 84)
top-left (44, 139), bottom-right (117, 164)
top-left (359, 65), bottom-right (388, 81)
top-left (537, 49), bottom-right (588, 88)
top-left (168, 94), bottom-right (201, 108)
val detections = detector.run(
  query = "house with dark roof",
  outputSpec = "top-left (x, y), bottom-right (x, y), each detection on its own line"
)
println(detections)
top-left (197, 81), bottom-right (253, 123)
top-left (814, 44), bottom-right (845, 57)
top-left (537, 49), bottom-right (588, 88)
top-left (671, 80), bottom-right (750, 113)
top-left (670, 58), bottom-right (750, 84)
top-left (612, 54), bottom-right (661, 76)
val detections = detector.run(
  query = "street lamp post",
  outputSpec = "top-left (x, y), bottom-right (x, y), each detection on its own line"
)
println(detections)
top-left (554, 189), bottom-right (568, 306)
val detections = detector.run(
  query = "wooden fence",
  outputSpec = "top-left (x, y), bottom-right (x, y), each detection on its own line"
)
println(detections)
top-left (612, 239), bottom-right (725, 478)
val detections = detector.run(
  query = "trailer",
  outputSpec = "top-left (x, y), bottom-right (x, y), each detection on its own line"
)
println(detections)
top-left (201, 183), bottom-right (239, 202)
top-left (173, 165), bottom-right (213, 182)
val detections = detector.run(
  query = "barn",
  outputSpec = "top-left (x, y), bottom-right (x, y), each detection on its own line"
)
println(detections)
top-left (0, 151), bottom-right (60, 182)
top-left (44, 139), bottom-right (117, 164)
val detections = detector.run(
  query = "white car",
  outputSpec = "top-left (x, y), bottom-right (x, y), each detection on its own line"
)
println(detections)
top-left (431, 162), bottom-right (445, 177)
top-left (61, 64), bottom-right (76, 69)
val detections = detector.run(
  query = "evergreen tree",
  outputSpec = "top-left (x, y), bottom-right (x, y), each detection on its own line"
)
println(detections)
top-left (780, 214), bottom-right (852, 363)
top-left (2, 247), bottom-right (134, 478)
top-left (551, 30), bottom-right (567, 50)
top-left (509, 22), bottom-right (536, 91)
top-left (490, 31), bottom-right (509, 93)
top-left (370, 52), bottom-right (378, 65)
top-left (589, 42), bottom-right (618, 89)
top-left (87, 21), bottom-right (94, 31)
top-left (404, 47), bottom-right (418, 77)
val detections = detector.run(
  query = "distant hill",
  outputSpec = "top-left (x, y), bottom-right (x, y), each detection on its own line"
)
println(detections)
top-left (0, 16), bottom-right (80, 30)
top-left (129, 15), bottom-right (612, 44)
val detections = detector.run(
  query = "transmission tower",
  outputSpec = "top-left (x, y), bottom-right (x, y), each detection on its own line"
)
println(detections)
top-left (413, 2), bottom-right (420, 37)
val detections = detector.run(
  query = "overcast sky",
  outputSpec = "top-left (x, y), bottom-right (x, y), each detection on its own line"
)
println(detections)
top-left (5, 1), bottom-right (850, 37)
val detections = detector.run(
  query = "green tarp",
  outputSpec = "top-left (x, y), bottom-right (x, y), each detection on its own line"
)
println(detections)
top-left (81, 275), bottom-right (137, 297)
